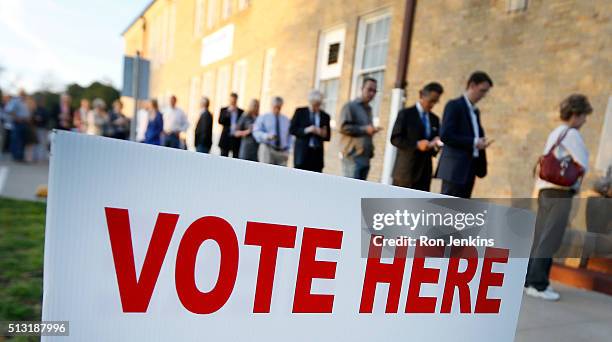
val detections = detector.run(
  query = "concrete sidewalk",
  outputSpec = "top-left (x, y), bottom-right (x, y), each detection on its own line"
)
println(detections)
top-left (0, 155), bottom-right (610, 341)
top-left (0, 156), bottom-right (48, 202)
top-left (516, 282), bottom-right (612, 341)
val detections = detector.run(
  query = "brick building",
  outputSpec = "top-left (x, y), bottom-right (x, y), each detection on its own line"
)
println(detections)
top-left (122, 0), bottom-right (611, 198)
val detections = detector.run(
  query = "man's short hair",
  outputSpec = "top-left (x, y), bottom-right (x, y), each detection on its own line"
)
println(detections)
top-left (559, 94), bottom-right (593, 121)
top-left (362, 77), bottom-right (377, 88)
top-left (201, 96), bottom-right (210, 106)
top-left (230, 92), bottom-right (238, 99)
top-left (308, 90), bottom-right (323, 104)
top-left (421, 82), bottom-right (444, 96)
top-left (271, 96), bottom-right (284, 107)
top-left (466, 71), bottom-right (493, 88)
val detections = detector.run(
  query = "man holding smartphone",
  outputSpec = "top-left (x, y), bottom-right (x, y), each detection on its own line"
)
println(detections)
top-left (436, 71), bottom-right (494, 198)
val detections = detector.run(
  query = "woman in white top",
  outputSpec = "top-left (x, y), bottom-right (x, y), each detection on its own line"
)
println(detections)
top-left (525, 94), bottom-right (592, 301)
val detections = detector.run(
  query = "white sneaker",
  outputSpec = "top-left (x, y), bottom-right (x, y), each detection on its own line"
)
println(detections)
top-left (525, 286), bottom-right (560, 301)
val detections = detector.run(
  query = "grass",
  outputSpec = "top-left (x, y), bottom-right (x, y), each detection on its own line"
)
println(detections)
top-left (0, 197), bottom-right (45, 342)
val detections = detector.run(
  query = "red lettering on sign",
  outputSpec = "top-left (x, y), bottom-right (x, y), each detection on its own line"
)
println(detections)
top-left (475, 247), bottom-right (509, 314)
top-left (405, 245), bottom-right (445, 313)
top-left (292, 228), bottom-right (343, 313)
top-left (175, 216), bottom-right (239, 314)
top-left (244, 221), bottom-right (297, 313)
top-left (105, 207), bottom-right (179, 313)
top-left (441, 246), bottom-right (478, 313)
top-left (359, 235), bottom-right (408, 313)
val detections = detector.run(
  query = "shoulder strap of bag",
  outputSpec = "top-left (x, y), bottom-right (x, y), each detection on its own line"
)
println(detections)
top-left (548, 127), bottom-right (570, 154)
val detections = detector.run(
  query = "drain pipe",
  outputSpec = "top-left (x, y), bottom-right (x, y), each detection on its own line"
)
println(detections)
top-left (381, 0), bottom-right (417, 184)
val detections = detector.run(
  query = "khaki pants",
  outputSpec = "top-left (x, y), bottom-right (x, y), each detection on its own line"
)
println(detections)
top-left (258, 144), bottom-right (288, 166)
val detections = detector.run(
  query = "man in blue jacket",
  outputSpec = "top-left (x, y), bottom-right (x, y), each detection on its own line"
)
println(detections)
top-left (436, 71), bottom-right (494, 198)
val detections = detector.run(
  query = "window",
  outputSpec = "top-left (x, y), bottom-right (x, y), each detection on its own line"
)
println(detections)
top-left (260, 48), bottom-right (275, 113)
top-left (507, 0), bottom-right (528, 11)
top-left (595, 96), bottom-right (612, 172)
top-left (352, 12), bottom-right (391, 121)
top-left (215, 65), bottom-right (231, 115)
top-left (194, 0), bottom-right (205, 36)
top-left (148, 3), bottom-right (176, 68)
top-left (320, 79), bottom-right (340, 125)
top-left (201, 70), bottom-right (215, 106)
top-left (315, 26), bottom-right (345, 125)
top-left (222, 0), bottom-right (233, 19)
top-left (187, 76), bottom-right (202, 150)
top-left (207, 0), bottom-right (219, 29)
top-left (238, 0), bottom-right (250, 11)
top-left (232, 59), bottom-right (248, 108)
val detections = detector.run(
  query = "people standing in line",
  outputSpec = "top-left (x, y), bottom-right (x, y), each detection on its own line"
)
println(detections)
top-left (73, 98), bottom-right (91, 133)
top-left (391, 82), bottom-right (444, 191)
top-left (218, 93), bottom-right (244, 157)
top-left (524, 94), bottom-right (593, 301)
top-left (87, 98), bottom-right (111, 136)
top-left (162, 95), bottom-right (189, 149)
top-left (135, 100), bottom-right (150, 142)
top-left (436, 71), bottom-right (494, 198)
top-left (4, 90), bottom-right (31, 161)
top-left (0, 93), bottom-right (8, 155)
top-left (32, 96), bottom-right (50, 161)
top-left (55, 93), bottom-right (74, 131)
top-left (109, 100), bottom-right (130, 140)
top-left (253, 96), bottom-right (292, 166)
top-left (235, 99), bottom-right (260, 161)
top-left (143, 99), bottom-right (164, 145)
top-left (339, 77), bottom-right (382, 180)
top-left (194, 97), bottom-right (214, 153)
top-left (290, 90), bottom-right (331, 173)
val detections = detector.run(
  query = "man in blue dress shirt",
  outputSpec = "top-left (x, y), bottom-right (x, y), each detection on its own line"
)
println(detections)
top-left (253, 96), bottom-right (293, 166)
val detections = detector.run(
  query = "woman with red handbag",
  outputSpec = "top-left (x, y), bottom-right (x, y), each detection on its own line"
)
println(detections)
top-left (525, 94), bottom-right (593, 301)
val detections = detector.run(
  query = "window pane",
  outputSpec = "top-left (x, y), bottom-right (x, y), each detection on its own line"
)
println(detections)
top-left (320, 78), bottom-right (340, 120)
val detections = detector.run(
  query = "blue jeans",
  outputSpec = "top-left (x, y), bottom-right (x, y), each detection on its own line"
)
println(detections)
top-left (10, 122), bottom-right (27, 161)
top-left (163, 133), bottom-right (180, 149)
top-left (342, 155), bottom-right (370, 180)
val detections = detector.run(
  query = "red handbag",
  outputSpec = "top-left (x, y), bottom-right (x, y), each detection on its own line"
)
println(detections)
top-left (537, 128), bottom-right (585, 187)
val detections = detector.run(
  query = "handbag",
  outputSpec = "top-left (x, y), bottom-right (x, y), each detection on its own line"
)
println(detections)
top-left (537, 128), bottom-right (585, 187)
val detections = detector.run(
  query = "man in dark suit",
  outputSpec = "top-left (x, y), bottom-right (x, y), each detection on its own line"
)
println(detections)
top-left (436, 71), bottom-right (494, 198)
top-left (218, 92), bottom-right (244, 157)
top-left (194, 97), bottom-right (213, 153)
top-left (290, 90), bottom-right (331, 172)
top-left (391, 82), bottom-right (444, 191)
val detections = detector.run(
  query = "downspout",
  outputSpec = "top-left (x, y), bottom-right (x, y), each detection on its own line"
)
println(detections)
top-left (381, 0), bottom-right (417, 184)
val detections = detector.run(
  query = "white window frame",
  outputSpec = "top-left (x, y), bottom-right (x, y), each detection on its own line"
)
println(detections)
top-left (315, 25), bottom-right (346, 127)
top-left (351, 10), bottom-right (391, 121)
top-left (194, 0), bottom-right (205, 36)
top-left (207, 0), bottom-right (219, 29)
top-left (238, 0), bottom-right (250, 11)
top-left (187, 76), bottom-right (202, 150)
top-left (507, 0), bottom-right (528, 12)
top-left (260, 48), bottom-right (276, 113)
top-left (232, 59), bottom-right (248, 108)
top-left (215, 65), bottom-right (231, 115)
top-left (222, 0), bottom-right (233, 20)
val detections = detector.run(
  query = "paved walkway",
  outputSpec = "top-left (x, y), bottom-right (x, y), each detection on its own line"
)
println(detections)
top-left (0, 156), bottom-right (611, 341)
top-left (0, 155), bottom-right (48, 202)
top-left (516, 282), bottom-right (612, 341)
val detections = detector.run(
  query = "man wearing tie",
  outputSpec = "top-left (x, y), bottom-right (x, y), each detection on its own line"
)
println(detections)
top-left (253, 96), bottom-right (293, 166)
top-left (391, 82), bottom-right (444, 191)
top-left (218, 93), bottom-right (244, 157)
top-left (436, 71), bottom-right (494, 198)
top-left (290, 90), bottom-right (331, 172)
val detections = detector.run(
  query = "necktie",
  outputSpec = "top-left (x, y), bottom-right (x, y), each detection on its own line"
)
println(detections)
top-left (309, 111), bottom-right (320, 148)
top-left (275, 114), bottom-right (281, 148)
top-left (421, 112), bottom-right (431, 139)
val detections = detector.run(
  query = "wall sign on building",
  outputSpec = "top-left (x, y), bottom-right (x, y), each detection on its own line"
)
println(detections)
top-left (201, 24), bottom-right (235, 66)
